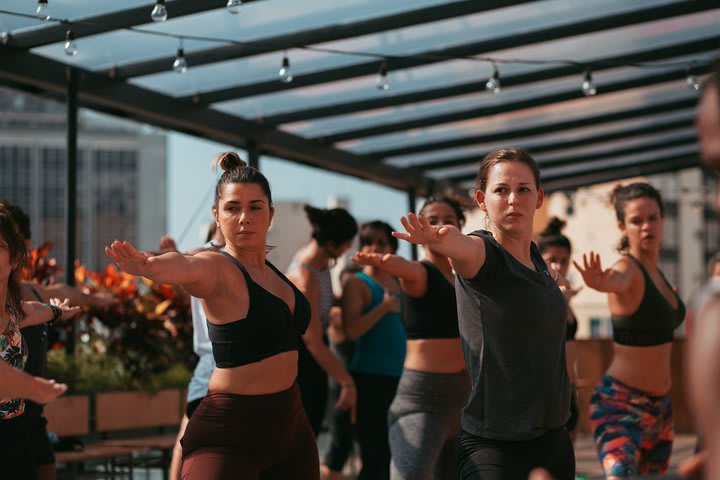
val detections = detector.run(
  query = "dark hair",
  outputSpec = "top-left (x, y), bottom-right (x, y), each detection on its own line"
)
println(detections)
top-left (610, 182), bottom-right (664, 252)
top-left (304, 205), bottom-right (358, 247)
top-left (475, 148), bottom-right (541, 192)
top-left (0, 206), bottom-right (28, 321)
top-left (419, 196), bottom-right (466, 228)
top-left (0, 200), bottom-right (31, 242)
top-left (537, 217), bottom-right (571, 254)
top-left (211, 151), bottom-right (272, 207)
top-left (359, 220), bottom-right (398, 253)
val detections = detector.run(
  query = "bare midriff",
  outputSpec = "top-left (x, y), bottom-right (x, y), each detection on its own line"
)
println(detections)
top-left (404, 338), bottom-right (466, 373)
top-left (208, 351), bottom-right (298, 395)
top-left (606, 342), bottom-right (673, 396)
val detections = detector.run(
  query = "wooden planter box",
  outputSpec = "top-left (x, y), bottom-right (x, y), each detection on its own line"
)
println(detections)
top-left (44, 393), bottom-right (90, 437)
top-left (95, 389), bottom-right (182, 432)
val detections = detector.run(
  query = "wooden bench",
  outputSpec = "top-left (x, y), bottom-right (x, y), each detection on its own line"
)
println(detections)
top-left (45, 389), bottom-right (182, 479)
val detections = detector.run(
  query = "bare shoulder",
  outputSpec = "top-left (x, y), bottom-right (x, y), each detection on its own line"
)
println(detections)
top-left (612, 256), bottom-right (638, 275)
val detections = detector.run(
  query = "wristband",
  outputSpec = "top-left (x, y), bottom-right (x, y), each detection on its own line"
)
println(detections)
top-left (44, 304), bottom-right (62, 323)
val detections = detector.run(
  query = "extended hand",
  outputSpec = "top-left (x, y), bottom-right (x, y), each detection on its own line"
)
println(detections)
top-left (28, 377), bottom-right (67, 404)
top-left (392, 213), bottom-right (451, 246)
top-left (573, 252), bottom-right (612, 291)
top-left (351, 251), bottom-right (391, 267)
top-left (105, 240), bottom-right (152, 276)
top-left (50, 298), bottom-right (82, 321)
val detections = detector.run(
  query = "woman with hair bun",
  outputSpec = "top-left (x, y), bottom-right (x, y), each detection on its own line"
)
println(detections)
top-left (537, 217), bottom-right (580, 437)
top-left (106, 152), bottom-right (319, 480)
top-left (286, 205), bottom-right (358, 435)
top-left (352, 196), bottom-right (470, 480)
top-left (574, 182), bottom-right (684, 478)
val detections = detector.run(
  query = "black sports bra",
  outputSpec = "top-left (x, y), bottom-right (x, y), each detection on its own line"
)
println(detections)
top-left (611, 255), bottom-right (685, 347)
top-left (207, 252), bottom-right (311, 368)
top-left (404, 261), bottom-right (459, 340)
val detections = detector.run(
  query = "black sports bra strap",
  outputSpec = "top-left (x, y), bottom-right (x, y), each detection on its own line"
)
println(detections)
top-left (219, 251), bottom-right (252, 283)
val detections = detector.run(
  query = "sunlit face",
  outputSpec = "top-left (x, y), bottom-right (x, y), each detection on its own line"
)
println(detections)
top-left (542, 245), bottom-right (571, 277)
top-left (359, 228), bottom-right (393, 255)
top-left (475, 161), bottom-right (543, 234)
top-left (619, 197), bottom-right (664, 253)
top-left (420, 201), bottom-right (460, 229)
top-left (0, 232), bottom-right (15, 283)
top-left (711, 261), bottom-right (720, 279)
top-left (698, 84), bottom-right (720, 174)
top-left (213, 183), bottom-right (274, 251)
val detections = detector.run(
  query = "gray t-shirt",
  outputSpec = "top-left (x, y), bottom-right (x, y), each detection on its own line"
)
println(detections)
top-left (456, 230), bottom-right (570, 441)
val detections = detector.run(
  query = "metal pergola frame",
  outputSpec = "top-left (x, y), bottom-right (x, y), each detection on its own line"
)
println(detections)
top-left (0, 0), bottom-right (717, 287)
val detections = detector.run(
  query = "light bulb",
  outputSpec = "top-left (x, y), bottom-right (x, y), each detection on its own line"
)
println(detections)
top-left (581, 70), bottom-right (597, 96)
top-left (376, 62), bottom-right (389, 90)
top-left (36, 0), bottom-right (50, 20)
top-left (64, 30), bottom-right (77, 56)
top-left (279, 55), bottom-right (293, 84)
top-left (686, 72), bottom-right (700, 91)
top-left (173, 48), bottom-right (188, 73)
top-left (485, 65), bottom-right (500, 94)
top-left (151, 0), bottom-right (168, 22)
top-left (227, 0), bottom-right (243, 14)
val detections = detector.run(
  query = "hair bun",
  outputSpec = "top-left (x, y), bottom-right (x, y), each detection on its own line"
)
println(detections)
top-left (211, 151), bottom-right (247, 172)
top-left (541, 217), bottom-right (566, 236)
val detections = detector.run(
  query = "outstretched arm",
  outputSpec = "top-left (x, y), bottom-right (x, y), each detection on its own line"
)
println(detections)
top-left (573, 252), bottom-right (632, 294)
top-left (0, 360), bottom-right (67, 404)
top-left (21, 298), bottom-right (80, 327)
top-left (105, 240), bottom-right (220, 298)
top-left (393, 213), bottom-right (485, 279)
top-left (352, 252), bottom-right (427, 298)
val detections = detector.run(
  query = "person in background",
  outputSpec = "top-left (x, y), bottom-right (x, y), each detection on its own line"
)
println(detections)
top-left (575, 182), bottom-right (684, 478)
top-left (286, 205), bottom-right (358, 435)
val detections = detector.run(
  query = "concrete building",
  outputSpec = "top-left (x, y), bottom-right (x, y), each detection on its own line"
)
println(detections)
top-left (0, 87), bottom-right (167, 270)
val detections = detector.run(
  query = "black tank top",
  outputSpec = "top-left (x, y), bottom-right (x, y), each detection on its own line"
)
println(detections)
top-left (404, 261), bottom-right (459, 340)
top-left (611, 255), bottom-right (685, 347)
top-left (208, 252), bottom-right (311, 368)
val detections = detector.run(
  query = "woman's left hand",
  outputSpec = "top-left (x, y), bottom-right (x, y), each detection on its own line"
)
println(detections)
top-left (49, 298), bottom-right (82, 321)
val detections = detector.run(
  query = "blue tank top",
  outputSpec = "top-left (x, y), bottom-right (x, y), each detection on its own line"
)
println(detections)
top-left (349, 272), bottom-right (407, 377)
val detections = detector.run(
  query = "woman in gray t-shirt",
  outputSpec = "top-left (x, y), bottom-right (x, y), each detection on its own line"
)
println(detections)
top-left (394, 148), bottom-right (574, 480)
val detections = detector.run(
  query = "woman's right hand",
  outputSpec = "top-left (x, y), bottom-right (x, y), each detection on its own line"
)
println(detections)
top-left (28, 377), bottom-right (67, 404)
top-left (573, 252), bottom-right (613, 291)
top-left (393, 213), bottom-right (452, 246)
top-left (335, 383), bottom-right (357, 424)
top-left (105, 240), bottom-right (152, 277)
top-left (383, 289), bottom-right (401, 313)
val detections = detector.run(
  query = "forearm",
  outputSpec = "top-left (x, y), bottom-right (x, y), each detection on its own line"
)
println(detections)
top-left (344, 302), bottom-right (390, 340)
top-left (22, 301), bottom-right (60, 327)
top-left (0, 361), bottom-right (37, 397)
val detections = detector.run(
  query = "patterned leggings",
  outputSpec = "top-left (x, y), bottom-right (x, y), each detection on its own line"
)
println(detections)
top-left (590, 375), bottom-right (673, 479)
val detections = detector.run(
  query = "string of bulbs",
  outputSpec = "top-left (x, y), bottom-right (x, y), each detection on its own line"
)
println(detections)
top-left (1, 0), bottom-right (707, 97)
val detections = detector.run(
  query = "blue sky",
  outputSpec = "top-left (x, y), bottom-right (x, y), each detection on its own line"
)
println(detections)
top-left (166, 132), bottom-right (413, 257)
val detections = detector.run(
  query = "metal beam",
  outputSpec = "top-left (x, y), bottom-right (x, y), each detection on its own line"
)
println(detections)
top-left (323, 65), bottom-right (710, 143)
top-left (107, 0), bottom-right (537, 79)
top-left (190, 0), bottom-right (718, 104)
top-left (407, 186), bottom-right (418, 260)
top-left (247, 140), bottom-right (260, 170)
top-left (65, 67), bottom-right (78, 355)
top-left (266, 36), bottom-right (719, 128)
top-left (436, 116), bottom-right (695, 178)
top-left (0, 47), bottom-right (426, 193)
top-left (541, 154), bottom-right (699, 192)
top-left (6, 0), bottom-right (241, 49)
top-left (371, 103), bottom-right (696, 161)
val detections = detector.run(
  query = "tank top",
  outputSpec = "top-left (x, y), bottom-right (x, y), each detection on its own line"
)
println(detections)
top-left (404, 261), bottom-right (459, 339)
top-left (611, 255), bottom-right (686, 346)
top-left (456, 230), bottom-right (570, 441)
top-left (349, 272), bottom-right (407, 377)
top-left (287, 255), bottom-right (334, 330)
top-left (1, 309), bottom-right (28, 420)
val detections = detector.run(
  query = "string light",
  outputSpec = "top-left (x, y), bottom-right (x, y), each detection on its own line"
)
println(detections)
top-left (685, 68), bottom-right (700, 91)
top-left (486, 63), bottom-right (501, 94)
top-left (279, 52), bottom-right (293, 83)
top-left (150, 0), bottom-right (168, 23)
top-left (63, 30), bottom-right (77, 56)
top-left (173, 40), bottom-right (188, 73)
top-left (581, 69), bottom-right (597, 96)
top-left (376, 61), bottom-right (389, 90)
top-left (35, 0), bottom-right (50, 21)
top-left (226, 0), bottom-right (243, 14)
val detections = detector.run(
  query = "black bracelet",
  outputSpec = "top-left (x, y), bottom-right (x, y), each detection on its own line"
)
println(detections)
top-left (43, 303), bottom-right (62, 323)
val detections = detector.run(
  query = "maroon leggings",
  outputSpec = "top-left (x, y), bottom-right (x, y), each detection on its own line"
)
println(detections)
top-left (181, 383), bottom-right (319, 480)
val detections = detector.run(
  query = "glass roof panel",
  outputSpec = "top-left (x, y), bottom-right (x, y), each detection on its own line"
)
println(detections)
top-left (0, 0), bottom-right (150, 34)
top-left (211, 7), bottom-right (718, 120)
top-left (337, 80), bottom-right (701, 156)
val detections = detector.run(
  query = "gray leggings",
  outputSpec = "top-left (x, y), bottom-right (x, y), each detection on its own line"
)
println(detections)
top-left (388, 369), bottom-right (471, 480)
